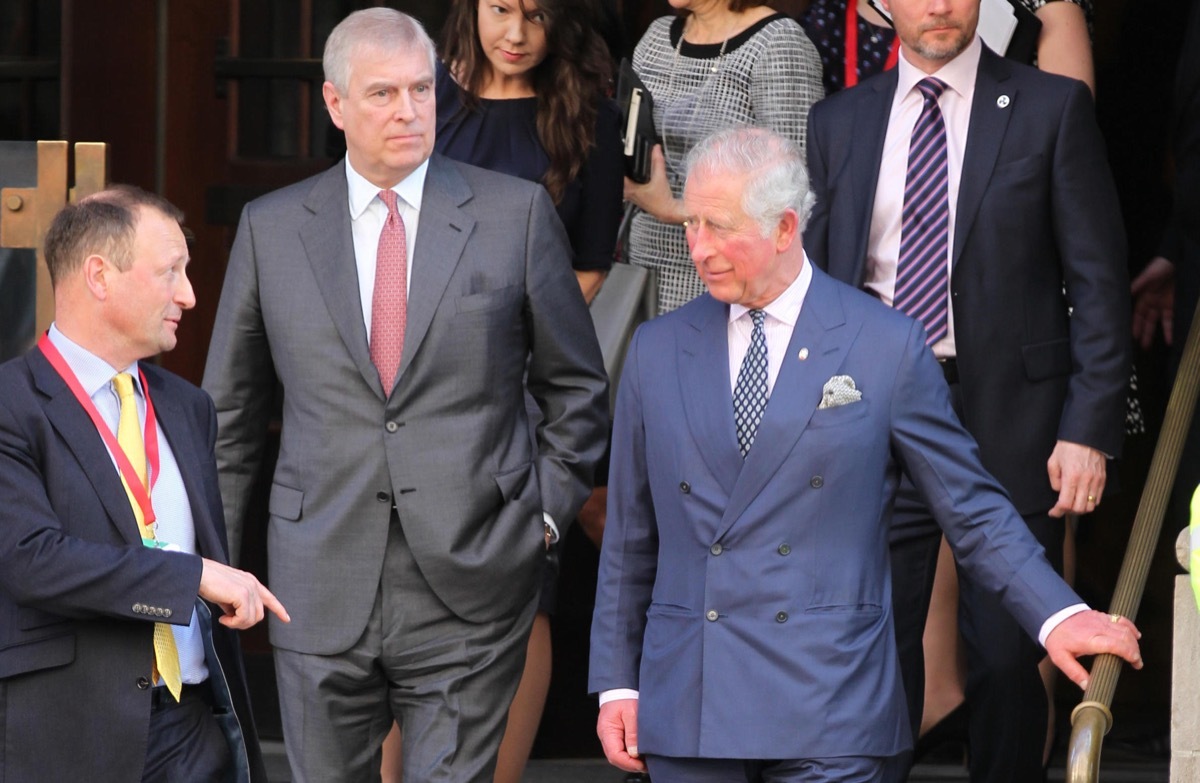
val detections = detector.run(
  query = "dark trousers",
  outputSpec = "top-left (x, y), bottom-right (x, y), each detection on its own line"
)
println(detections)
top-left (142, 682), bottom-right (233, 783)
top-left (889, 374), bottom-right (1064, 783)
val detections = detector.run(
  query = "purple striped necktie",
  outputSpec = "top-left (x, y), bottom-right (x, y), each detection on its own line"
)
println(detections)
top-left (894, 77), bottom-right (950, 345)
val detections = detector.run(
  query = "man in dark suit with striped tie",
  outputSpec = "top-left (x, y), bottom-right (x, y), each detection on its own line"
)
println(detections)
top-left (803, 0), bottom-right (1131, 779)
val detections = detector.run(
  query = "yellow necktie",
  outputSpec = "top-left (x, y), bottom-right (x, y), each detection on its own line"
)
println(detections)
top-left (113, 373), bottom-right (182, 702)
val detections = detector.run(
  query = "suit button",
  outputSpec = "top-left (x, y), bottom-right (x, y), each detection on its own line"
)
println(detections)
top-left (376, 491), bottom-right (390, 503)
top-left (155, 608), bottom-right (165, 617)
top-left (810, 475), bottom-right (823, 488)
top-left (710, 543), bottom-right (723, 556)
top-left (706, 610), bottom-right (719, 622)
top-left (163, 608), bottom-right (172, 618)
top-left (137, 677), bottom-right (152, 690)
top-left (778, 544), bottom-right (791, 556)
top-left (679, 481), bottom-right (690, 494)
top-left (132, 603), bottom-right (140, 613)
top-left (776, 611), bottom-right (789, 623)
top-left (385, 421), bottom-right (399, 433)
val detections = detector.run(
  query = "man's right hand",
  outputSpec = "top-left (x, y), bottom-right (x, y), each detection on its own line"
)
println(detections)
top-left (597, 698), bottom-right (645, 773)
top-left (199, 559), bottom-right (290, 630)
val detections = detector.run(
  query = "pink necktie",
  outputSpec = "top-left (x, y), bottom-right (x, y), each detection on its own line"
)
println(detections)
top-left (371, 190), bottom-right (408, 390)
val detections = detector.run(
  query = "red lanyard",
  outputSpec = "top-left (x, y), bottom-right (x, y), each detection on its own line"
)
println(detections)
top-left (844, 0), bottom-right (900, 89)
top-left (38, 333), bottom-right (161, 529)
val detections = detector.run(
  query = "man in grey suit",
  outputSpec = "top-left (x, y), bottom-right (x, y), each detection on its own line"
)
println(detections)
top-left (202, 9), bottom-right (609, 782)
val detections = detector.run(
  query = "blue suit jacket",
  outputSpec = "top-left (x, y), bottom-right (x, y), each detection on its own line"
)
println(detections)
top-left (588, 267), bottom-right (1080, 759)
top-left (0, 350), bottom-right (265, 782)
top-left (804, 46), bottom-right (1130, 515)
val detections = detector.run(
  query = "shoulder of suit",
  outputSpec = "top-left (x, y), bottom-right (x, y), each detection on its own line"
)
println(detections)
top-left (241, 164), bottom-right (339, 218)
top-left (435, 154), bottom-right (547, 207)
top-left (812, 268), bottom-right (916, 327)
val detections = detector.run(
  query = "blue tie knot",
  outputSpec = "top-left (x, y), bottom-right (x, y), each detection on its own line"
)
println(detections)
top-left (749, 309), bottom-right (766, 330)
top-left (917, 77), bottom-right (947, 104)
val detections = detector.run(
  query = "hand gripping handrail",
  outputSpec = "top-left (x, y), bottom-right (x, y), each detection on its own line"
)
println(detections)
top-left (1067, 294), bottom-right (1200, 783)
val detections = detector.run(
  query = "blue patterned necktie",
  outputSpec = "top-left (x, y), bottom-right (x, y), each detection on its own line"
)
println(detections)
top-left (894, 77), bottom-right (950, 345)
top-left (734, 309), bottom-right (769, 457)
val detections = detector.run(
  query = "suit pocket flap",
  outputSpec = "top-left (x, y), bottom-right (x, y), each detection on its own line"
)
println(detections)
top-left (0, 632), bottom-right (75, 678)
top-left (269, 482), bottom-right (304, 521)
top-left (493, 462), bottom-right (533, 502)
top-left (455, 285), bottom-right (521, 314)
top-left (1021, 338), bottom-right (1071, 382)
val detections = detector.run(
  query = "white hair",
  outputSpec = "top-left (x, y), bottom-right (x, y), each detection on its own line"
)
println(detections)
top-left (323, 8), bottom-right (436, 95)
top-left (684, 126), bottom-right (817, 236)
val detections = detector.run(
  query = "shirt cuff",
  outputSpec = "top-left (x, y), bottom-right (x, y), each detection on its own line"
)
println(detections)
top-left (543, 512), bottom-right (560, 544)
top-left (599, 689), bottom-right (640, 706)
top-left (1039, 603), bottom-right (1089, 646)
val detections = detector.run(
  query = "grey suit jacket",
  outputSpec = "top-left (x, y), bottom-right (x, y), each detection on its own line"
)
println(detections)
top-left (203, 155), bottom-right (609, 654)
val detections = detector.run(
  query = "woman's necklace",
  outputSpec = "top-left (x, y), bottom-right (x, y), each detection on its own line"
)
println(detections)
top-left (669, 15), bottom-right (731, 97)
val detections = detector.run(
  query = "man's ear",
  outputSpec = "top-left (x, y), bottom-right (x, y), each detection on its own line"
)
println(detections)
top-left (82, 254), bottom-right (111, 301)
top-left (323, 82), bottom-right (346, 130)
top-left (775, 208), bottom-right (800, 254)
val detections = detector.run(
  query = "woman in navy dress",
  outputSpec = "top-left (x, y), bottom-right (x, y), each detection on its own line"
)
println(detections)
top-left (381, 2), bottom-right (621, 782)
top-left (436, 0), bottom-right (623, 304)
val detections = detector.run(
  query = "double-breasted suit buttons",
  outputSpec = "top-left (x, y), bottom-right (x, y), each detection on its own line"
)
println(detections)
top-left (679, 481), bottom-right (691, 493)
top-left (706, 610), bottom-right (719, 622)
top-left (778, 544), bottom-right (791, 556)
top-left (710, 543), bottom-right (723, 556)
top-left (775, 611), bottom-right (789, 623)
top-left (136, 677), bottom-right (152, 690)
top-left (809, 475), bottom-right (823, 488)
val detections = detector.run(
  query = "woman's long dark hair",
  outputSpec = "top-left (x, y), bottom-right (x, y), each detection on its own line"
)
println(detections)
top-left (440, 0), bottom-right (613, 204)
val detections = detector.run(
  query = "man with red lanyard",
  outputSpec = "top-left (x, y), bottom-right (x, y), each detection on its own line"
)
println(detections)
top-left (0, 185), bottom-right (288, 782)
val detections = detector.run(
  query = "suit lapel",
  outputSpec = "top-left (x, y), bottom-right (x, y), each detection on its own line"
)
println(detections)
top-left (678, 297), bottom-right (742, 499)
top-left (299, 162), bottom-right (384, 399)
top-left (31, 351), bottom-right (144, 547)
top-left (399, 154), bottom-right (475, 384)
top-left (717, 270), bottom-right (859, 539)
top-left (144, 370), bottom-right (226, 562)
top-left (954, 47), bottom-right (1014, 267)
top-left (846, 74), bottom-right (899, 284)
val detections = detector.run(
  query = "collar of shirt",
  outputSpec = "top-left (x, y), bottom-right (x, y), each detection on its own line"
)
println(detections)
top-left (727, 257), bottom-right (814, 395)
top-left (48, 323), bottom-right (139, 403)
top-left (346, 157), bottom-right (428, 219)
top-left (728, 254), bottom-right (814, 329)
top-left (894, 33), bottom-right (982, 111)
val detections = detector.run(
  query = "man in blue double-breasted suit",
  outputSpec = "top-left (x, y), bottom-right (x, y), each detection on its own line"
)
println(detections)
top-left (587, 127), bottom-right (1142, 782)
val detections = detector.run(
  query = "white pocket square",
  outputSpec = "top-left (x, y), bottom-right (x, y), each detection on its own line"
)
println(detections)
top-left (819, 375), bottom-right (863, 409)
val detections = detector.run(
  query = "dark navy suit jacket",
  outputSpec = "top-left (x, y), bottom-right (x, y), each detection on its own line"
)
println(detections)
top-left (0, 350), bottom-right (265, 782)
top-left (804, 45), bottom-right (1130, 515)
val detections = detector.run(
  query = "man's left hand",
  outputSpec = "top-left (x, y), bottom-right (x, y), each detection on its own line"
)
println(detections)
top-left (1047, 440), bottom-right (1106, 517)
top-left (1045, 610), bottom-right (1143, 690)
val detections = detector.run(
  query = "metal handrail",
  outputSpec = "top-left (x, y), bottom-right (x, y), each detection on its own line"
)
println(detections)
top-left (1066, 294), bottom-right (1200, 783)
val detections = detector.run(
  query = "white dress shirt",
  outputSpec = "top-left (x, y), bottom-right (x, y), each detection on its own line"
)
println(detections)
top-left (866, 35), bottom-right (982, 359)
top-left (346, 157), bottom-right (428, 334)
top-left (47, 324), bottom-right (208, 685)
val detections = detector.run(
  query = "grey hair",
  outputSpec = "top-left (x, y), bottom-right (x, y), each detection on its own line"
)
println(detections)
top-left (323, 8), bottom-right (436, 95)
top-left (683, 126), bottom-right (817, 236)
